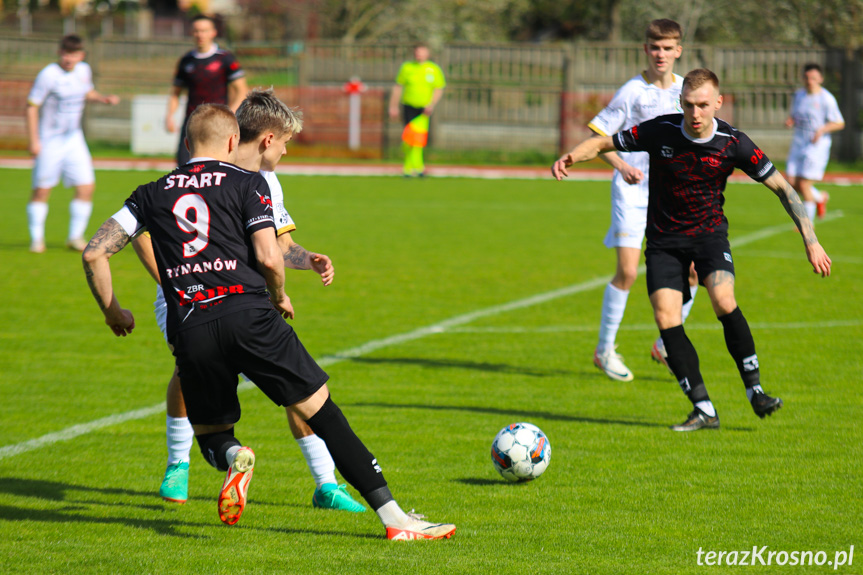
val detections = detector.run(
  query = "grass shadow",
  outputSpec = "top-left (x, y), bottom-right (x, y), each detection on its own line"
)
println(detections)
top-left (345, 356), bottom-right (575, 377)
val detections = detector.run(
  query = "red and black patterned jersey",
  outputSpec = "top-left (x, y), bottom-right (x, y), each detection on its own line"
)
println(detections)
top-left (614, 114), bottom-right (776, 247)
top-left (124, 160), bottom-right (275, 339)
top-left (173, 47), bottom-right (244, 118)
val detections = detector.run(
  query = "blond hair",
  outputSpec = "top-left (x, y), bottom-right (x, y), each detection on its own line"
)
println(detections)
top-left (236, 87), bottom-right (303, 143)
top-left (185, 103), bottom-right (239, 155)
top-left (682, 68), bottom-right (720, 92)
top-left (646, 19), bottom-right (682, 42)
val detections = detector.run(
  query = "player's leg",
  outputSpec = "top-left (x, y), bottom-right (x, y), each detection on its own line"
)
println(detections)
top-left (63, 132), bottom-right (96, 251)
top-left (646, 248), bottom-right (717, 431)
top-left (287, 408), bottom-right (366, 512)
top-left (594, 246), bottom-right (639, 381)
top-left (595, 195), bottom-right (645, 381)
top-left (160, 366), bottom-right (194, 504)
top-left (652, 263), bottom-right (698, 373)
top-left (795, 177), bottom-right (818, 222)
top-left (698, 239), bottom-right (781, 419)
top-left (27, 142), bottom-right (62, 253)
top-left (292, 386), bottom-right (455, 540)
top-left (243, 310), bottom-right (454, 539)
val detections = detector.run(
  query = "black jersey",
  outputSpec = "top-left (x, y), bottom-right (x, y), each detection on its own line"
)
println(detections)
top-left (173, 47), bottom-right (244, 119)
top-left (614, 114), bottom-right (776, 247)
top-left (124, 160), bottom-right (276, 339)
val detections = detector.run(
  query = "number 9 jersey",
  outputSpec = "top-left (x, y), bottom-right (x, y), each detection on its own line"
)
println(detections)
top-left (115, 159), bottom-right (277, 341)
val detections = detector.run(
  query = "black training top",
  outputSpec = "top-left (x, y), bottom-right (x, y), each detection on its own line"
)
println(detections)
top-left (173, 48), bottom-right (244, 119)
top-left (125, 160), bottom-right (275, 339)
top-left (614, 114), bottom-right (776, 248)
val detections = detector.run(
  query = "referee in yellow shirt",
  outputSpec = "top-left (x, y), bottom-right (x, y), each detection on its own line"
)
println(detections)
top-left (388, 44), bottom-right (446, 177)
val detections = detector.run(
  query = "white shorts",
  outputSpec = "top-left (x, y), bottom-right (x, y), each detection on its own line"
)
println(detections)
top-left (786, 139), bottom-right (831, 181)
top-left (603, 176), bottom-right (648, 249)
top-left (32, 130), bottom-right (95, 189)
top-left (154, 285), bottom-right (168, 343)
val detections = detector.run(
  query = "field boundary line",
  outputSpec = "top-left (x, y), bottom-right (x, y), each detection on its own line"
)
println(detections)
top-left (0, 211), bottom-right (844, 460)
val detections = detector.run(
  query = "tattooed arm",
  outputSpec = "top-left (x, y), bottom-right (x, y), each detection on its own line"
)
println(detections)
top-left (277, 232), bottom-right (334, 286)
top-left (762, 171), bottom-right (832, 277)
top-left (82, 218), bottom-right (136, 336)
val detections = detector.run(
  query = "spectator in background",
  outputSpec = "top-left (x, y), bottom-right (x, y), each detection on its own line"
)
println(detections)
top-left (166, 14), bottom-right (248, 166)
top-left (25, 34), bottom-right (119, 254)
top-left (784, 63), bottom-right (845, 223)
top-left (388, 43), bottom-right (446, 177)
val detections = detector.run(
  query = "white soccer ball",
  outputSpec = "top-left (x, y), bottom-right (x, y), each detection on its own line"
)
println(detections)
top-left (491, 422), bottom-right (551, 482)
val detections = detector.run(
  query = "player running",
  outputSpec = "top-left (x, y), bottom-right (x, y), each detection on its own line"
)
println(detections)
top-left (133, 89), bottom-right (364, 513)
top-left (553, 68), bottom-right (831, 430)
top-left (585, 19), bottom-right (698, 382)
top-left (83, 103), bottom-right (456, 539)
top-left (26, 34), bottom-right (119, 253)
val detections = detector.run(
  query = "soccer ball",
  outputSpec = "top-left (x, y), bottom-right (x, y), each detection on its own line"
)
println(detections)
top-left (491, 422), bottom-right (551, 482)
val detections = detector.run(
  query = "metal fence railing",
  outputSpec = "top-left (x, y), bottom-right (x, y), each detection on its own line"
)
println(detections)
top-left (1, 35), bottom-right (859, 161)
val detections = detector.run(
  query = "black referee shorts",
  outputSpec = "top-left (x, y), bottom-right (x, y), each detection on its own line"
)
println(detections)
top-left (173, 307), bottom-right (329, 426)
top-left (645, 234), bottom-right (736, 303)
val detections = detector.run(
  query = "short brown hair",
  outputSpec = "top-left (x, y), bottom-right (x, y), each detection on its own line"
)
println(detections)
top-left (59, 34), bottom-right (84, 53)
top-left (185, 104), bottom-right (238, 155)
top-left (236, 87), bottom-right (303, 143)
top-left (682, 68), bottom-right (720, 92)
top-left (646, 19), bottom-right (682, 42)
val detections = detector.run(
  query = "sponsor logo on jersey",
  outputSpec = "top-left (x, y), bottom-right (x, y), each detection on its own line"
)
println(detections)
top-left (175, 283), bottom-right (245, 306)
top-left (724, 252), bottom-right (733, 263)
top-left (206, 61), bottom-right (222, 72)
top-left (702, 155), bottom-right (721, 167)
top-left (661, 146), bottom-right (674, 158)
top-left (255, 190), bottom-right (273, 210)
top-left (189, 164), bottom-right (204, 173)
top-left (165, 172), bottom-right (227, 190)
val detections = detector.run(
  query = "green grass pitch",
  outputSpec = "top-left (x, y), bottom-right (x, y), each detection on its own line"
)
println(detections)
top-left (0, 167), bottom-right (861, 574)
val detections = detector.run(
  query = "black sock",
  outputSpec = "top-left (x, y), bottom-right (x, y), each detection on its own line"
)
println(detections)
top-left (305, 396), bottom-right (392, 510)
top-left (196, 429), bottom-right (240, 472)
top-left (660, 325), bottom-right (709, 403)
top-left (718, 307), bottom-right (760, 388)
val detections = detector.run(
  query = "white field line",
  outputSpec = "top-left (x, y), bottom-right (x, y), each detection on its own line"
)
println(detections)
top-left (0, 212), bottom-right (844, 460)
top-left (443, 319), bottom-right (863, 334)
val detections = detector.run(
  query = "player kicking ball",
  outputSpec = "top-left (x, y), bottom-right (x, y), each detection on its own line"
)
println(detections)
top-left (132, 89), bottom-right (364, 514)
top-left (552, 69), bottom-right (831, 431)
top-left (83, 104), bottom-right (455, 539)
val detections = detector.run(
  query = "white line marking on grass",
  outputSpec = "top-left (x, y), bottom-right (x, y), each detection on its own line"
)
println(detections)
top-left (443, 319), bottom-right (863, 334)
top-left (0, 212), bottom-right (845, 460)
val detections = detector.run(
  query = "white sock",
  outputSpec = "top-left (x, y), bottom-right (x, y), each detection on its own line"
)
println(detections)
top-left (68, 199), bottom-right (93, 241)
top-left (296, 434), bottom-right (337, 487)
top-left (225, 445), bottom-right (242, 467)
top-left (695, 400), bottom-right (716, 417)
top-left (27, 201), bottom-right (49, 244)
top-left (375, 500), bottom-right (409, 527)
top-left (681, 285), bottom-right (698, 324)
top-left (810, 187), bottom-right (823, 203)
top-left (597, 283), bottom-right (629, 353)
top-left (166, 415), bottom-right (194, 465)
top-left (804, 201), bottom-right (816, 222)
top-left (746, 384), bottom-right (764, 401)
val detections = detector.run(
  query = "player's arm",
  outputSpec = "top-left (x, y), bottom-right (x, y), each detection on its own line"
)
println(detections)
top-left (82, 218), bottom-right (136, 336)
top-left (278, 232), bottom-right (334, 286)
top-left (25, 103), bottom-right (40, 156)
top-left (227, 77), bottom-right (249, 112)
top-left (252, 227), bottom-right (294, 319)
top-left (166, 85), bottom-right (183, 133)
top-left (761, 171), bottom-right (832, 277)
top-left (131, 233), bottom-right (161, 285)
top-left (388, 84), bottom-right (403, 119)
top-left (592, 134), bottom-right (644, 185)
top-left (551, 136), bottom-right (617, 181)
top-left (812, 120), bottom-right (845, 143)
top-left (85, 89), bottom-right (120, 105)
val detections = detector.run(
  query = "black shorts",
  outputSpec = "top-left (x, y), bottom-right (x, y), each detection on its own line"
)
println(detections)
top-left (645, 234), bottom-right (736, 303)
top-left (401, 104), bottom-right (425, 126)
top-left (173, 307), bottom-right (329, 426)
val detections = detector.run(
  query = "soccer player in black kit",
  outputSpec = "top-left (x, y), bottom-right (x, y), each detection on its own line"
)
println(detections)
top-left (82, 104), bottom-right (456, 539)
top-left (166, 15), bottom-right (248, 166)
top-left (552, 68), bottom-right (832, 431)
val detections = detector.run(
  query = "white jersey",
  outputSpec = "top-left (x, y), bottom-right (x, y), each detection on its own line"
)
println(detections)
top-left (263, 171), bottom-right (296, 235)
top-left (28, 62), bottom-right (94, 140)
top-left (789, 88), bottom-right (844, 150)
top-left (589, 73), bottom-right (683, 207)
